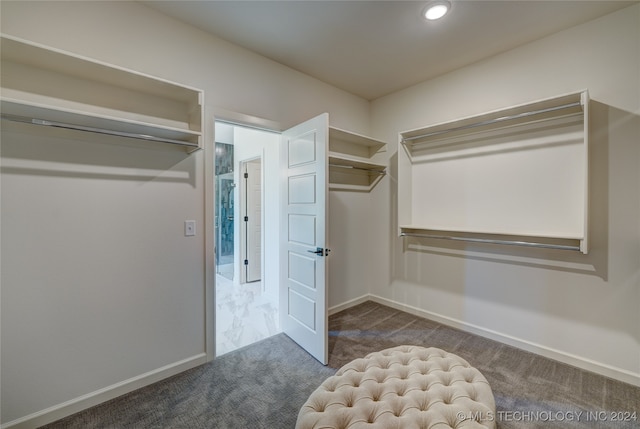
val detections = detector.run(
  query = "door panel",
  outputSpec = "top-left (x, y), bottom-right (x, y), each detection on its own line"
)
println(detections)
top-left (280, 113), bottom-right (328, 365)
top-left (288, 289), bottom-right (316, 329)
top-left (288, 214), bottom-right (316, 245)
top-left (288, 252), bottom-right (316, 289)
top-left (288, 132), bottom-right (318, 167)
top-left (289, 174), bottom-right (316, 204)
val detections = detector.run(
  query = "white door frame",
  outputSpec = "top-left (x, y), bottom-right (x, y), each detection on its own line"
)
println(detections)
top-left (207, 111), bottom-right (330, 363)
top-left (206, 112), bottom-right (282, 360)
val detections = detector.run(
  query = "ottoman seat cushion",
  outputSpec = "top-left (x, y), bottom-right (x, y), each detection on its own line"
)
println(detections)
top-left (296, 345), bottom-right (496, 429)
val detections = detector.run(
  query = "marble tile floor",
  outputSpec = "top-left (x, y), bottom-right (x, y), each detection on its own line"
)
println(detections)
top-left (215, 270), bottom-right (280, 356)
top-left (216, 261), bottom-right (233, 280)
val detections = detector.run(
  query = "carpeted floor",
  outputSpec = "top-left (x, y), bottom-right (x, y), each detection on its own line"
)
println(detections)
top-left (42, 301), bottom-right (639, 428)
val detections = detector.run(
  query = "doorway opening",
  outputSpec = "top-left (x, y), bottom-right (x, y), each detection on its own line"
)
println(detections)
top-left (214, 121), bottom-right (281, 356)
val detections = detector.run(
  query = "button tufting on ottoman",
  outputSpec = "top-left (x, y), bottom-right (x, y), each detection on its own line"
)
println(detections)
top-left (296, 345), bottom-right (496, 429)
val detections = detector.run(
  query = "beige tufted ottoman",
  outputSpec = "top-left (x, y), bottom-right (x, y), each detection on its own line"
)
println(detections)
top-left (296, 345), bottom-right (496, 429)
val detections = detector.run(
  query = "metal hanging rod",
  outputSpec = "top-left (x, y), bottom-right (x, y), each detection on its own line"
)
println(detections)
top-left (329, 163), bottom-right (386, 175)
top-left (1, 114), bottom-right (199, 148)
top-left (400, 231), bottom-right (581, 251)
top-left (401, 101), bottom-right (582, 144)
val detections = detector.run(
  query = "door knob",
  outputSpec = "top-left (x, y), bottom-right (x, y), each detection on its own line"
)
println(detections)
top-left (307, 247), bottom-right (330, 256)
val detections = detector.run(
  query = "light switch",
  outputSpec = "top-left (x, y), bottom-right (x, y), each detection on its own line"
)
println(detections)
top-left (185, 220), bottom-right (196, 236)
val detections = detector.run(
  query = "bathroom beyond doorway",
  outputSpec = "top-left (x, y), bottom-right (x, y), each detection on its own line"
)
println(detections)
top-left (214, 121), bottom-right (281, 356)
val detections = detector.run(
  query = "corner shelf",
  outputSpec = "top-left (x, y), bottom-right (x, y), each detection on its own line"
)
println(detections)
top-left (398, 91), bottom-right (589, 253)
top-left (0, 34), bottom-right (203, 153)
top-left (328, 126), bottom-right (387, 192)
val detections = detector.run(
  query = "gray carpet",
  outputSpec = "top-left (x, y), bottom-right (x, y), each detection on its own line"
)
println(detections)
top-left (42, 301), bottom-right (639, 428)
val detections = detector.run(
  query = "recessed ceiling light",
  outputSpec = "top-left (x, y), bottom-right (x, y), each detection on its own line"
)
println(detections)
top-left (423, 1), bottom-right (451, 20)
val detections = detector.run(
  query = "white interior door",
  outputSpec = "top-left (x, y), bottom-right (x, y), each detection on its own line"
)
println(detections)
top-left (280, 113), bottom-right (329, 365)
top-left (245, 159), bottom-right (262, 282)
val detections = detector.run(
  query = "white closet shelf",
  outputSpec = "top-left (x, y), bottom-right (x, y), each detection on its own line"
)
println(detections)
top-left (327, 126), bottom-right (387, 191)
top-left (329, 126), bottom-right (386, 154)
top-left (328, 154), bottom-right (386, 172)
top-left (401, 91), bottom-right (585, 151)
top-left (399, 225), bottom-right (584, 239)
top-left (1, 34), bottom-right (203, 152)
top-left (1, 100), bottom-right (201, 149)
top-left (398, 90), bottom-right (589, 253)
top-left (329, 156), bottom-right (386, 192)
top-left (399, 227), bottom-right (583, 252)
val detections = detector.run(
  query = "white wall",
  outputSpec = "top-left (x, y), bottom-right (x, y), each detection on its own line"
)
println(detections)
top-left (370, 4), bottom-right (640, 385)
top-left (0, 1), bottom-right (371, 427)
top-left (328, 191), bottom-right (377, 308)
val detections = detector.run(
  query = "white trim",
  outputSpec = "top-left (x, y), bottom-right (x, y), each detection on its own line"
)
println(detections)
top-left (1, 353), bottom-right (207, 429)
top-left (332, 294), bottom-right (640, 387)
top-left (204, 113), bottom-right (216, 361)
top-left (328, 294), bottom-right (371, 315)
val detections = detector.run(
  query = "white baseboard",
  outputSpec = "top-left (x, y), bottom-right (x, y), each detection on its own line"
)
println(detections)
top-left (328, 295), bottom-right (371, 315)
top-left (2, 353), bottom-right (208, 429)
top-left (333, 293), bottom-right (640, 387)
top-left (6, 294), bottom-right (638, 428)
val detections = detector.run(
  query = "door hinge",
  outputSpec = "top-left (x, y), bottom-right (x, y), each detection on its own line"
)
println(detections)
top-left (244, 259), bottom-right (249, 265)
top-left (244, 172), bottom-right (248, 178)
top-left (244, 216), bottom-right (249, 222)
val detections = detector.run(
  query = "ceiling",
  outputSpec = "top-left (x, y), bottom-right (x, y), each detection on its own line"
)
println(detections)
top-left (143, 0), bottom-right (636, 100)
